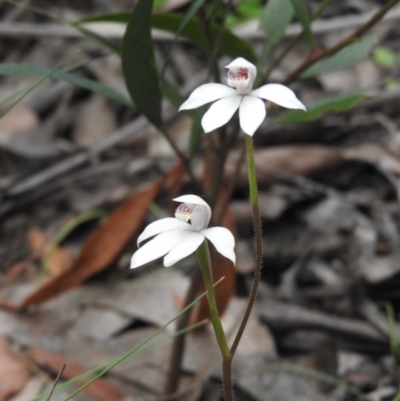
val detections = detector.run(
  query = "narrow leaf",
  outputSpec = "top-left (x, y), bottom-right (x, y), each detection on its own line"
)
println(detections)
top-left (0, 64), bottom-right (132, 107)
top-left (152, 13), bottom-right (256, 62)
top-left (289, 0), bottom-right (314, 46)
top-left (75, 12), bottom-right (130, 23)
top-left (178, 0), bottom-right (207, 34)
top-left (76, 12), bottom-right (256, 62)
top-left (159, 0), bottom-right (207, 77)
top-left (122, 0), bottom-right (163, 128)
top-left (303, 35), bottom-right (377, 77)
top-left (281, 93), bottom-right (365, 123)
top-left (189, 107), bottom-right (206, 157)
top-left (1, 61), bottom-right (63, 118)
top-left (259, 0), bottom-right (294, 64)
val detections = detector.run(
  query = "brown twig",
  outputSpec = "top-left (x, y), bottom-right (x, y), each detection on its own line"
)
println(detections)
top-left (283, 0), bottom-right (400, 84)
top-left (46, 364), bottom-right (66, 401)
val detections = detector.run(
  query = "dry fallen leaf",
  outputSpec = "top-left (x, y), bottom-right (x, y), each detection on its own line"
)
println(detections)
top-left (20, 163), bottom-right (183, 307)
top-left (0, 336), bottom-right (31, 401)
top-left (28, 347), bottom-right (123, 401)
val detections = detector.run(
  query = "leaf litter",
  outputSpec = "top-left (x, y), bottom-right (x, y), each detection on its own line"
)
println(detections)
top-left (2, 0), bottom-right (400, 400)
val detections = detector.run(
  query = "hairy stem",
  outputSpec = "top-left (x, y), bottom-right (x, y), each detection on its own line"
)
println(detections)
top-left (196, 240), bottom-right (233, 400)
top-left (196, 241), bottom-right (230, 357)
top-left (231, 135), bottom-right (263, 355)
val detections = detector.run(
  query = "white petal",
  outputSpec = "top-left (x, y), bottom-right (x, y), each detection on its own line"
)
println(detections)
top-left (173, 195), bottom-right (208, 207)
top-left (131, 230), bottom-right (186, 269)
top-left (250, 84), bottom-right (306, 110)
top-left (202, 227), bottom-right (236, 265)
top-left (239, 95), bottom-right (266, 136)
top-left (179, 83), bottom-right (237, 111)
top-left (225, 57), bottom-right (256, 71)
top-left (137, 217), bottom-right (192, 246)
top-left (173, 195), bottom-right (211, 229)
top-left (201, 96), bottom-right (242, 133)
top-left (164, 232), bottom-right (205, 267)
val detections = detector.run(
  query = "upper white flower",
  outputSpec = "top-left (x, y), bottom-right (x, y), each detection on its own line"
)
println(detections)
top-left (131, 195), bottom-right (235, 269)
top-left (179, 57), bottom-right (306, 136)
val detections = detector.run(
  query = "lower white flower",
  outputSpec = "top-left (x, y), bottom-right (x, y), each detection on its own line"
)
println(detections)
top-left (179, 57), bottom-right (306, 136)
top-left (130, 195), bottom-right (235, 268)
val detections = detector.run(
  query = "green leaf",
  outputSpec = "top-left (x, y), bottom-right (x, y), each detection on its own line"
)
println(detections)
top-left (0, 64), bottom-right (133, 107)
top-left (0, 62), bottom-right (63, 118)
top-left (178, 0), bottom-right (207, 34)
top-left (76, 12), bottom-right (256, 63)
top-left (189, 107), bottom-right (206, 157)
top-left (76, 12), bottom-right (128, 23)
top-left (226, 0), bottom-right (263, 27)
top-left (289, 0), bottom-right (314, 47)
top-left (281, 93), bottom-right (365, 123)
top-left (373, 47), bottom-right (396, 68)
top-left (303, 35), bottom-right (377, 77)
top-left (75, 24), bottom-right (120, 54)
top-left (122, 0), bottom-right (163, 128)
top-left (159, 0), bottom-right (207, 79)
top-left (153, 13), bottom-right (256, 62)
top-left (259, 0), bottom-right (294, 64)
top-left (154, 0), bottom-right (167, 8)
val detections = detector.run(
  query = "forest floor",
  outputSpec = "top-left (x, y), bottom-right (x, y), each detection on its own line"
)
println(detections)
top-left (1, 0), bottom-right (400, 400)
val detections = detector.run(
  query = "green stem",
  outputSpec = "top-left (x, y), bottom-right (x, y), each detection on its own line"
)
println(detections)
top-left (230, 135), bottom-right (263, 355)
top-left (245, 136), bottom-right (259, 208)
top-left (196, 241), bottom-right (230, 357)
top-left (196, 240), bottom-right (234, 401)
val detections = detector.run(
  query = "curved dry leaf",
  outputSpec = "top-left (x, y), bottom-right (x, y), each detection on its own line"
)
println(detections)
top-left (20, 163), bottom-right (184, 307)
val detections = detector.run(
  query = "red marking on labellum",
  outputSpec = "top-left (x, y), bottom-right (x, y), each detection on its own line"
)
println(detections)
top-left (228, 68), bottom-right (249, 81)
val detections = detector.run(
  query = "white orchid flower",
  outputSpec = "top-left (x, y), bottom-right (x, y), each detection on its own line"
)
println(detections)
top-left (179, 57), bottom-right (306, 136)
top-left (131, 195), bottom-right (235, 269)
